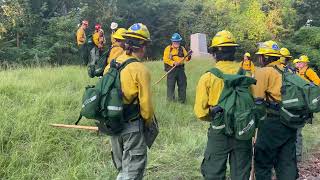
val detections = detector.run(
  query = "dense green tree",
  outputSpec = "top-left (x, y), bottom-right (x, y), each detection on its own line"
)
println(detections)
top-left (294, 0), bottom-right (320, 28)
top-left (0, 0), bottom-right (319, 66)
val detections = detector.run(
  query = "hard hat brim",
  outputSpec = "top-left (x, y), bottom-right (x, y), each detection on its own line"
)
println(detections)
top-left (293, 59), bottom-right (306, 64)
top-left (171, 38), bottom-right (182, 42)
top-left (255, 52), bottom-right (282, 57)
top-left (112, 34), bottom-right (125, 40)
top-left (123, 33), bottom-right (151, 41)
top-left (209, 43), bottom-right (239, 48)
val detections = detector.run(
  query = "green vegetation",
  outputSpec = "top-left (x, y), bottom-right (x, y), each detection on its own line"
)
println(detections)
top-left (0, 60), bottom-right (319, 179)
top-left (1, 0), bottom-right (320, 66)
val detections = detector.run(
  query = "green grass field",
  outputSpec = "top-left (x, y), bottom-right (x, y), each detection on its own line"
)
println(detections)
top-left (0, 60), bottom-right (319, 179)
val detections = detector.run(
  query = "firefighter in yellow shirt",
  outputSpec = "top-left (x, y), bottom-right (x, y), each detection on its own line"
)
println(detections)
top-left (107, 28), bottom-right (126, 64)
top-left (92, 24), bottom-right (101, 47)
top-left (194, 30), bottom-right (252, 180)
top-left (252, 41), bottom-right (298, 180)
top-left (240, 52), bottom-right (255, 76)
top-left (293, 55), bottom-right (320, 162)
top-left (76, 20), bottom-right (89, 65)
top-left (279, 48), bottom-right (292, 66)
top-left (104, 23), bottom-right (154, 180)
top-left (163, 33), bottom-right (191, 103)
top-left (294, 55), bottom-right (320, 86)
top-left (103, 28), bottom-right (127, 75)
top-left (92, 24), bottom-right (106, 51)
top-left (90, 24), bottom-right (103, 65)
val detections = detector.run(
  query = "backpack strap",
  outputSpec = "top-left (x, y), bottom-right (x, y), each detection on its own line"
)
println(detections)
top-left (207, 68), bottom-right (224, 79)
top-left (178, 46), bottom-right (184, 57)
top-left (118, 58), bottom-right (140, 71)
top-left (170, 46), bottom-right (184, 58)
top-left (237, 67), bottom-right (246, 75)
top-left (118, 58), bottom-right (141, 121)
top-left (272, 65), bottom-right (284, 74)
top-left (208, 67), bottom-right (246, 78)
top-left (75, 115), bottom-right (82, 125)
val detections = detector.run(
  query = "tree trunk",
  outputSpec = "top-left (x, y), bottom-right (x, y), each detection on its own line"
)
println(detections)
top-left (16, 32), bottom-right (20, 48)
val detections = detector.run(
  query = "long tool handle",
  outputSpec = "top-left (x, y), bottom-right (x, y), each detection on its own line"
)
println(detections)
top-left (50, 123), bottom-right (98, 131)
top-left (250, 129), bottom-right (258, 180)
top-left (154, 50), bottom-right (193, 86)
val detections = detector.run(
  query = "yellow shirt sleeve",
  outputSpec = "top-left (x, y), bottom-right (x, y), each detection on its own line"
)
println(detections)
top-left (76, 28), bottom-right (85, 45)
top-left (93, 32), bottom-right (99, 47)
top-left (134, 65), bottom-right (154, 123)
top-left (306, 68), bottom-right (320, 86)
top-left (121, 61), bottom-right (154, 123)
top-left (163, 46), bottom-right (174, 66)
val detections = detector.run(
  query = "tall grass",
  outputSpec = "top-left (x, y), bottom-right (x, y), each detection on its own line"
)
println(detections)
top-left (0, 60), bottom-right (319, 179)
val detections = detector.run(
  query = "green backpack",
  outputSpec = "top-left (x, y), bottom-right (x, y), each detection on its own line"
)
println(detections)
top-left (88, 47), bottom-right (111, 78)
top-left (207, 68), bottom-right (261, 140)
top-left (272, 66), bottom-right (320, 129)
top-left (76, 58), bottom-right (140, 135)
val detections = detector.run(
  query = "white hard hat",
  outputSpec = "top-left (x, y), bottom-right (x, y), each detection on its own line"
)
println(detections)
top-left (110, 22), bottom-right (118, 30)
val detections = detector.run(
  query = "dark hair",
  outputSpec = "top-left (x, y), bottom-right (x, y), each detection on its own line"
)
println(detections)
top-left (125, 38), bottom-right (147, 55)
top-left (210, 46), bottom-right (236, 61)
top-left (262, 56), bottom-right (280, 66)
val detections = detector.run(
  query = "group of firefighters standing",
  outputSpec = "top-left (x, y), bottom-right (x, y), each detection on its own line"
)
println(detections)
top-left (76, 20), bottom-right (319, 180)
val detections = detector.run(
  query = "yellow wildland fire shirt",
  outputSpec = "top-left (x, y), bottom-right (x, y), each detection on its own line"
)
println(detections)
top-left (252, 61), bottom-right (283, 102)
top-left (297, 66), bottom-right (320, 86)
top-left (92, 32), bottom-right (100, 47)
top-left (103, 53), bottom-right (154, 124)
top-left (194, 61), bottom-right (241, 121)
top-left (240, 60), bottom-right (255, 73)
top-left (163, 45), bottom-right (190, 66)
top-left (76, 27), bottom-right (86, 46)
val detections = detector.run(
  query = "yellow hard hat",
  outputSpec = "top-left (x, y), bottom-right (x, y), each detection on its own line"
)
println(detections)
top-left (210, 30), bottom-right (239, 47)
top-left (123, 23), bottom-right (151, 41)
top-left (293, 59), bottom-right (300, 64)
top-left (255, 40), bottom-right (281, 57)
top-left (280, 48), bottom-right (292, 58)
top-left (299, 55), bottom-right (310, 63)
top-left (112, 28), bottom-right (127, 40)
top-left (245, 52), bottom-right (251, 57)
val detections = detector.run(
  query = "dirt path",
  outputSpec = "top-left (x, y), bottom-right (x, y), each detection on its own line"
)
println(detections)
top-left (298, 151), bottom-right (320, 180)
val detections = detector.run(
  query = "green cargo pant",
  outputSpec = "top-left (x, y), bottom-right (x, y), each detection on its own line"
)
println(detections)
top-left (166, 66), bottom-right (187, 103)
top-left (89, 47), bottom-right (100, 66)
top-left (254, 115), bottom-right (298, 180)
top-left (296, 127), bottom-right (303, 162)
top-left (78, 44), bottom-right (89, 65)
top-left (110, 119), bottom-right (147, 180)
top-left (201, 126), bottom-right (252, 180)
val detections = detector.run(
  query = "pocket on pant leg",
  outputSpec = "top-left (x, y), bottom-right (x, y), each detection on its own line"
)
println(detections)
top-left (128, 148), bottom-right (147, 172)
top-left (201, 152), bottom-right (226, 180)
